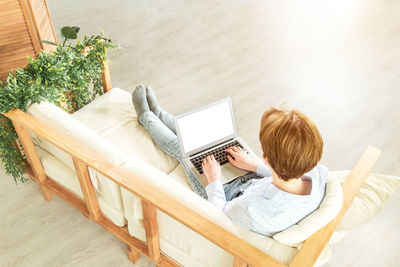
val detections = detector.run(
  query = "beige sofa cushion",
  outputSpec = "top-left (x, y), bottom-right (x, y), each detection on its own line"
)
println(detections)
top-left (71, 87), bottom-right (179, 174)
top-left (273, 176), bottom-right (343, 247)
top-left (329, 171), bottom-right (400, 232)
top-left (35, 146), bottom-right (84, 198)
top-left (167, 164), bottom-right (192, 188)
top-left (27, 101), bottom-right (127, 226)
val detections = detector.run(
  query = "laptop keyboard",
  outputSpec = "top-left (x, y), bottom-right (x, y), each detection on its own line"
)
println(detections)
top-left (190, 140), bottom-right (243, 174)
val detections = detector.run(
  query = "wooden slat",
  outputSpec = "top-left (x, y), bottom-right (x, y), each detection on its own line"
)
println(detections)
top-left (233, 257), bottom-right (248, 267)
top-left (289, 146), bottom-right (382, 267)
top-left (127, 244), bottom-right (140, 264)
top-left (101, 60), bottom-right (112, 93)
top-left (27, 0), bottom-right (57, 51)
top-left (141, 199), bottom-right (161, 262)
top-left (0, 33), bottom-right (32, 44)
top-left (0, 40), bottom-right (37, 54)
top-left (4, 108), bottom-right (284, 267)
top-left (72, 157), bottom-right (101, 221)
top-left (157, 256), bottom-right (180, 267)
top-left (18, 0), bottom-right (40, 54)
top-left (12, 122), bottom-right (52, 201)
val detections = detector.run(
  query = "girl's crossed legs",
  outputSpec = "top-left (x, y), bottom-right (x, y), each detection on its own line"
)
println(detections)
top-left (132, 85), bottom-right (208, 199)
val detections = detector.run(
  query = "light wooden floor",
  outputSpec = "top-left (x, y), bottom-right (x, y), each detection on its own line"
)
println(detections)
top-left (1, 0), bottom-right (400, 266)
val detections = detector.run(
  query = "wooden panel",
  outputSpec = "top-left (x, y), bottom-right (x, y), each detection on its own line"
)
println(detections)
top-left (126, 244), bottom-right (140, 264)
top-left (12, 122), bottom-right (52, 201)
top-left (157, 256), bottom-right (179, 267)
top-left (233, 257), bottom-right (248, 267)
top-left (101, 60), bottom-right (112, 93)
top-left (0, 40), bottom-right (36, 55)
top-left (27, 0), bottom-right (57, 51)
top-left (72, 157), bottom-right (101, 221)
top-left (18, 0), bottom-right (40, 53)
top-left (0, 0), bottom-right (37, 80)
top-left (141, 200), bottom-right (161, 262)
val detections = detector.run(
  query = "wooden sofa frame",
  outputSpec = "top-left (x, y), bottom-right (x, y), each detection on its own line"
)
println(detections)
top-left (3, 69), bottom-right (382, 266)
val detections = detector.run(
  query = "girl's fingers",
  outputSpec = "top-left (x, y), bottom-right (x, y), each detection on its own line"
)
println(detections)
top-left (202, 155), bottom-right (214, 165)
top-left (225, 148), bottom-right (237, 154)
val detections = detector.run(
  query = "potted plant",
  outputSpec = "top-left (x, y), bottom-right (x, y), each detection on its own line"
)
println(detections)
top-left (0, 27), bottom-right (118, 183)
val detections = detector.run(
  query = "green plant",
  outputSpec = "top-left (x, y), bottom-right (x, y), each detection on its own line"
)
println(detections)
top-left (0, 32), bottom-right (118, 183)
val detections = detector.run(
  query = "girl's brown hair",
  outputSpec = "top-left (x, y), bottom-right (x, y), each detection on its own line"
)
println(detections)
top-left (259, 107), bottom-right (323, 181)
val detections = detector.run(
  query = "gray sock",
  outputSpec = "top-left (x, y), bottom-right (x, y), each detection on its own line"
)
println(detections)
top-left (145, 86), bottom-right (160, 113)
top-left (132, 84), bottom-right (150, 117)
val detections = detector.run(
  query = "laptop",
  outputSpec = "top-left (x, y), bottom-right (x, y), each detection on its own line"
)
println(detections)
top-left (175, 98), bottom-right (259, 187)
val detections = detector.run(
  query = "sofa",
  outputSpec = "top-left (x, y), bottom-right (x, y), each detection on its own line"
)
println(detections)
top-left (6, 87), bottom-right (395, 266)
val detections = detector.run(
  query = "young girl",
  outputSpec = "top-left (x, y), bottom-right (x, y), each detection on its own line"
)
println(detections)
top-left (132, 85), bottom-right (327, 236)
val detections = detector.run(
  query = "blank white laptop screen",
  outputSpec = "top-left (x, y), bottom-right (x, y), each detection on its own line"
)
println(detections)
top-left (176, 101), bottom-right (235, 154)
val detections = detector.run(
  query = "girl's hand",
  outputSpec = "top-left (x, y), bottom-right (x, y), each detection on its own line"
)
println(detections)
top-left (202, 155), bottom-right (222, 184)
top-left (225, 146), bottom-right (258, 172)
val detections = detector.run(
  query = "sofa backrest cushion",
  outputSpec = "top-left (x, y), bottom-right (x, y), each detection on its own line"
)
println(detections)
top-left (273, 177), bottom-right (343, 247)
top-left (27, 101), bottom-right (128, 169)
top-left (27, 101), bottom-right (127, 225)
top-left (330, 171), bottom-right (400, 232)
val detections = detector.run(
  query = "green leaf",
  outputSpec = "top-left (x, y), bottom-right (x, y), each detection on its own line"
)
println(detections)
top-left (72, 26), bottom-right (80, 34)
top-left (39, 40), bottom-right (58, 46)
top-left (61, 26), bottom-right (78, 39)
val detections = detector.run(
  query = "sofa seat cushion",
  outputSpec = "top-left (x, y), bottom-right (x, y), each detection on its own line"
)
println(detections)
top-left (71, 87), bottom-right (179, 175)
top-left (167, 164), bottom-right (191, 189)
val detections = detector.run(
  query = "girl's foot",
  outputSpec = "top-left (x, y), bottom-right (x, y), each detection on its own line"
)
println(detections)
top-left (145, 86), bottom-right (160, 113)
top-left (132, 84), bottom-right (150, 117)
